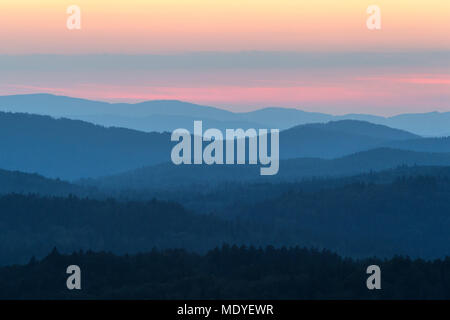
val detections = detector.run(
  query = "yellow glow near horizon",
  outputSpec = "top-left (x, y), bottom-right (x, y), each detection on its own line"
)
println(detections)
top-left (0, 0), bottom-right (449, 53)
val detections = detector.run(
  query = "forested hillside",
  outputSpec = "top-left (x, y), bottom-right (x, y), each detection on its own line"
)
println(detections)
top-left (3, 171), bottom-right (450, 266)
top-left (1, 246), bottom-right (448, 299)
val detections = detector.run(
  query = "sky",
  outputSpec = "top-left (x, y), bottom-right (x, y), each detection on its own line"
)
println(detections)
top-left (0, 0), bottom-right (449, 115)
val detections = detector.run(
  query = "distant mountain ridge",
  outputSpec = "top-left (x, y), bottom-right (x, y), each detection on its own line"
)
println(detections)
top-left (1, 94), bottom-right (450, 136)
top-left (0, 111), bottom-right (429, 179)
top-left (0, 94), bottom-right (263, 133)
top-left (83, 148), bottom-right (450, 190)
top-left (6, 147), bottom-right (450, 199)
top-left (280, 120), bottom-right (419, 159)
top-left (0, 112), bottom-right (172, 180)
top-left (0, 169), bottom-right (90, 196)
top-left (0, 109), bottom-right (449, 179)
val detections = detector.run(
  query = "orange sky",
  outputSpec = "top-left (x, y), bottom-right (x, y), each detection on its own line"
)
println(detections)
top-left (0, 1), bottom-right (448, 114)
top-left (0, 0), bottom-right (449, 53)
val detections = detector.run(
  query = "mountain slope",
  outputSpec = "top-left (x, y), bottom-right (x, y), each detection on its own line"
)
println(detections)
top-left (4, 171), bottom-right (450, 268)
top-left (244, 174), bottom-right (450, 258)
top-left (0, 112), bottom-right (171, 179)
top-left (0, 94), bottom-right (231, 119)
top-left (84, 148), bottom-right (450, 190)
top-left (0, 169), bottom-right (90, 196)
top-left (75, 114), bottom-right (263, 133)
top-left (385, 137), bottom-right (450, 153)
top-left (302, 120), bottom-right (419, 140)
top-left (238, 107), bottom-right (333, 129)
top-left (2, 94), bottom-right (450, 136)
top-left (0, 94), bottom-right (263, 132)
top-left (0, 110), bottom-right (424, 179)
top-left (280, 120), bottom-right (419, 159)
top-left (384, 112), bottom-right (450, 137)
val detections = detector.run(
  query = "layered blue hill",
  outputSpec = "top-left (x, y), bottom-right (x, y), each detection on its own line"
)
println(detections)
top-left (83, 148), bottom-right (450, 190)
top-left (279, 120), bottom-right (418, 159)
top-left (0, 110), bottom-right (427, 179)
top-left (2, 94), bottom-right (450, 136)
top-left (0, 112), bottom-right (171, 179)
top-left (2, 106), bottom-right (450, 181)
top-left (0, 169), bottom-right (89, 196)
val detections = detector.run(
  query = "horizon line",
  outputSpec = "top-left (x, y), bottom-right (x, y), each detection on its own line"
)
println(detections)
top-left (0, 92), bottom-right (448, 118)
